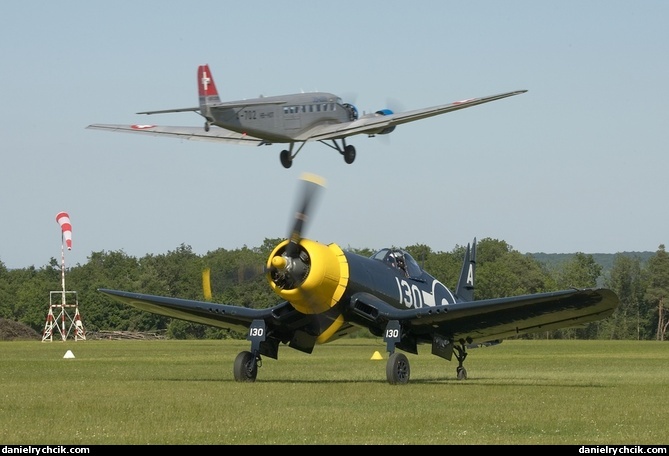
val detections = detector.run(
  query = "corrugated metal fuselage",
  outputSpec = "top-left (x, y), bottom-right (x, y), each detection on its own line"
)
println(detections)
top-left (210, 92), bottom-right (351, 142)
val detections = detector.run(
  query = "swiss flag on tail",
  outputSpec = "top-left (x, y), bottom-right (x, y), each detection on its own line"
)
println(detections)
top-left (198, 64), bottom-right (219, 98)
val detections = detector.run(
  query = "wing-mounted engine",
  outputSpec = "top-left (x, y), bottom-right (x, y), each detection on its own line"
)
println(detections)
top-left (357, 108), bottom-right (397, 136)
top-left (373, 109), bottom-right (397, 135)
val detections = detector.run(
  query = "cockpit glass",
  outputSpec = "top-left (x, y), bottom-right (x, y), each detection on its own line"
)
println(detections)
top-left (403, 252), bottom-right (422, 277)
top-left (371, 249), bottom-right (389, 261)
top-left (370, 249), bottom-right (422, 278)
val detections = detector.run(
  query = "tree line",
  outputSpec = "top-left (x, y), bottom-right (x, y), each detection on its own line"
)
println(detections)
top-left (1, 237), bottom-right (667, 341)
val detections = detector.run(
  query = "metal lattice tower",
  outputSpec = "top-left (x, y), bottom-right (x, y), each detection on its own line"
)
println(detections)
top-left (42, 220), bottom-right (86, 342)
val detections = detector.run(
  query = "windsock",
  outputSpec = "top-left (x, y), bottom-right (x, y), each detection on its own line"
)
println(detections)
top-left (56, 212), bottom-right (72, 250)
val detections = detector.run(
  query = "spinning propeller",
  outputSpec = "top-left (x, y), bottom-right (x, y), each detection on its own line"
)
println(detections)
top-left (286, 173), bottom-right (326, 257)
top-left (202, 267), bottom-right (212, 301)
top-left (202, 173), bottom-right (326, 300)
top-left (268, 173), bottom-right (326, 290)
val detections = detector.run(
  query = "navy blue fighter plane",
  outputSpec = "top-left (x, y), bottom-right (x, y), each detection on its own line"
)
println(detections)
top-left (99, 174), bottom-right (619, 385)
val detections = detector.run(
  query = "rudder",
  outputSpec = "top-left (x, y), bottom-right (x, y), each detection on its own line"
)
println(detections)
top-left (198, 64), bottom-right (221, 110)
top-left (455, 238), bottom-right (476, 301)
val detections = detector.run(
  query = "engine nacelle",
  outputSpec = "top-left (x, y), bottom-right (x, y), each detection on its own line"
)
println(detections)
top-left (373, 126), bottom-right (396, 135)
top-left (371, 109), bottom-right (396, 135)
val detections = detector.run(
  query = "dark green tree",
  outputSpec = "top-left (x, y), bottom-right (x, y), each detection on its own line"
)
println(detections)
top-left (555, 252), bottom-right (602, 289)
top-left (551, 252), bottom-right (603, 339)
top-left (75, 250), bottom-right (148, 332)
top-left (0, 260), bottom-right (11, 319)
top-left (644, 244), bottom-right (669, 340)
top-left (475, 238), bottom-right (554, 300)
top-left (604, 254), bottom-right (646, 340)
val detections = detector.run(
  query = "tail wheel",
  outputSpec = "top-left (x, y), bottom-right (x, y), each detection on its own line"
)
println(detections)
top-left (457, 366), bottom-right (468, 380)
top-left (233, 350), bottom-right (258, 382)
top-left (386, 352), bottom-right (410, 385)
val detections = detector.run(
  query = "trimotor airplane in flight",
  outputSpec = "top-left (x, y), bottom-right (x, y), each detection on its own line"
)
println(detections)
top-left (87, 64), bottom-right (527, 169)
top-left (98, 173), bottom-right (619, 384)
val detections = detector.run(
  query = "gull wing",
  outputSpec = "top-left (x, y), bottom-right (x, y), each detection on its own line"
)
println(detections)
top-left (99, 288), bottom-right (280, 333)
top-left (365, 287), bottom-right (618, 344)
top-left (98, 288), bottom-right (359, 354)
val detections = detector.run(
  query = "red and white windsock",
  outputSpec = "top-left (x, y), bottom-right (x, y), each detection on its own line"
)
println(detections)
top-left (56, 212), bottom-right (72, 250)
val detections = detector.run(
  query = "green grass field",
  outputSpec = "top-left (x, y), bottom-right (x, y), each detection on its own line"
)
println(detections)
top-left (1, 339), bottom-right (667, 445)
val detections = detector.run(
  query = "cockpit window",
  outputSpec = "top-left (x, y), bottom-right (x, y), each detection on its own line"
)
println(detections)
top-left (403, 252), bottom-right (422, 278)
top-left (370, 248), bottom-right (422, 278)
top-left (371, 249), bottom-right (390, 261)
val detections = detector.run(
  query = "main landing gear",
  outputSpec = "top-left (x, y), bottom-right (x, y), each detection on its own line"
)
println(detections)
top-left (280, 149), bottom-right (293, 169)
top-left (343, 144), bottom-right (356, 164)
top-left (383, 321), bottom-right (472, 384)
top-left (279, 140), bottom-right (357, 169)
top-left (385, 344), bottom-right (470, 384)
top-left (233, 320), bottom-right (267, 382)
top-left (386, 352), bottom-right (410, 385)
top-left (321, 138), bottom-right (356, 165)
top-left (233, 350), bottom-right (262, 382)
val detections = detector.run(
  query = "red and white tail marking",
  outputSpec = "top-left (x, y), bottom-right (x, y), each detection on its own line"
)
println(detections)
top-left (198, 64), bottom-right (219, 97)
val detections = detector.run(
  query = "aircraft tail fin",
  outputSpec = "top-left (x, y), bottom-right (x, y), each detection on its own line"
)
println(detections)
top-left (198, 64), bottom-right (221, 111)
top-left (455, 238), bottom-right (476, 301)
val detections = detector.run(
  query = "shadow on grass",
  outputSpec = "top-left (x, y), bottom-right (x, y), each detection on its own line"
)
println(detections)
top-left (152, 376), bottom-right (609, 388)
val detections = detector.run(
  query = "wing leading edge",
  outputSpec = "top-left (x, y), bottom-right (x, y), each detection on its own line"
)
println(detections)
top-left (98, 288), bottom-right (282, 333)
top-left (87, 90), bottom-right (526, 146)
top-left (400, 288), bottom-right (619, 343)
top-left (85, 124), bottom-right (266, 145)
top-left (98, 288), bottom-right (359, 355)
top-left (100, 286), bottom-right (618, 347)
top-left (297, 89), bottom-right (528, 141)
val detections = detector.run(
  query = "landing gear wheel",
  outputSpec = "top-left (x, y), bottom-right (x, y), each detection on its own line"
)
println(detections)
top-left (280, 150), bottom-right (292, 169)
top-left (204, 122), bottom-right (210, 132)
top-left (343, 145), bottom-right (356, 164)
top-left (456, 366), bottom-right (468, 381)
top-left (386, 352), bottom-right (410, 385)
top-left (233, 350), bottom-right (258, 382)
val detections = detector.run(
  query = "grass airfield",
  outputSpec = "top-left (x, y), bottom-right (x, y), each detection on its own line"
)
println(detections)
top-left (1, 339), bottom-right (667, 445)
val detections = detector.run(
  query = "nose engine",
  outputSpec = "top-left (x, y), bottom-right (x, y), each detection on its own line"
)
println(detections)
top-left (264, 173), bottom-right (349, 315)
top-left (265, 239), bottom-right (348, 315)
top-left (267, 242), bottom-right (310, 291)
top-left (343, 103), bottom-right (358, 121)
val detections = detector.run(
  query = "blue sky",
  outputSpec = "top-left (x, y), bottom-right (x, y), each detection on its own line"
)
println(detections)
top-left (1, 1), bottom-right (667, 269)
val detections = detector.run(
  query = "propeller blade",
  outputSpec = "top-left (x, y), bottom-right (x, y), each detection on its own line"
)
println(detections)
top-left (202, 267), bottom-right (212, 301)
top-left (385, 97), bottom-right (405, 114)
top-left (285, 173), bottom-right (326, 257)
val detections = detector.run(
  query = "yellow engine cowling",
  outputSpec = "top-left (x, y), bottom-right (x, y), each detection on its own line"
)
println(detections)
top-left (266, 239), bottom-right (349, 316)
